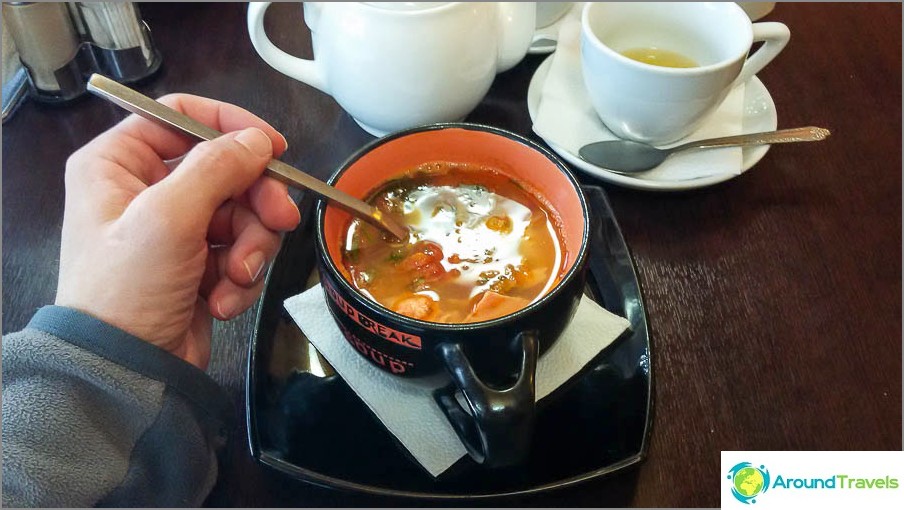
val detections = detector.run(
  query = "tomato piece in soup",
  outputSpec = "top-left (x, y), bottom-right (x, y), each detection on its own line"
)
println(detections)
top-left (392, 294), bottom-right (436, 320)
top-left (465, 291), bottom-right (530, 323)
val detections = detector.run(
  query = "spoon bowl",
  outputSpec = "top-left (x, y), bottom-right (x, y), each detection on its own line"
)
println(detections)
top-left (579, 126), bottom-right (831, 174)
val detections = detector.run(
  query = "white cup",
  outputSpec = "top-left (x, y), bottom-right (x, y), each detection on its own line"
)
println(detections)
top-left (581, 2), bottom-right (789, 145)
top-left (247, 2), bottom-right (535, 137)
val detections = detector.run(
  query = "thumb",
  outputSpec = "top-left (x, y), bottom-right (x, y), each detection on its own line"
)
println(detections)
top-left (144, 127), bottom-right (274, 229)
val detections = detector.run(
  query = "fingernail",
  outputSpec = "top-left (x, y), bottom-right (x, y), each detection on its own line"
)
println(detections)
top-left (278, 132), bottom-right (289, 151)
top-left (235, 127), bottom-right (273, 158)
top-left (287, 194), bottom-right (300, 222)
top-left (216, 294), bottom-right (241, 320)
top-left (243, 251), bottom-right (267, 283)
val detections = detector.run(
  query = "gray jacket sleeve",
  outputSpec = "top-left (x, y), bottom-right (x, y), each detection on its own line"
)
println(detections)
top-left (2, 306), bottom-right (233, 507)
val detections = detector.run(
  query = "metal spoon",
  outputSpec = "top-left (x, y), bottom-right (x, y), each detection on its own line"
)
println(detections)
top-left (530, 37), bottom-right (558, 52)
top-left (86, 74), bottom-right (409, 240)
top-left (578, 126), bottom-right (831, 173)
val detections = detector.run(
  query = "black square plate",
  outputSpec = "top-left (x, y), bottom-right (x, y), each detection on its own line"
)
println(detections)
top-left (246, 185), bottom-right (653, 499)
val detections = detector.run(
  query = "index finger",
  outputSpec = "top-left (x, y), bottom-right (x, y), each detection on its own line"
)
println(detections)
top-left (108, 93), bottom-right (288, 161)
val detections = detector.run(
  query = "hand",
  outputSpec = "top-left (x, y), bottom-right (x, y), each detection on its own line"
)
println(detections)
top-left (55, 94), bottom-right (300, 369)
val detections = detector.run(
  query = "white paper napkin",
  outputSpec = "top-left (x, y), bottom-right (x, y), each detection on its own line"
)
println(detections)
top-left (533, 20), bottom-right (746, 181)
top-left (284, 284), bottom-right (630, 477)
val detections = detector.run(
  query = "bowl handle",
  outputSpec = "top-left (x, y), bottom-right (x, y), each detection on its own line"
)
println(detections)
top-left (433, 331), bottom-right (539, 468)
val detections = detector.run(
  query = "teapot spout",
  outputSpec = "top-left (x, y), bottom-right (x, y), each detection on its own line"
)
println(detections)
top-left (495, 2), bottom-right (535, 72)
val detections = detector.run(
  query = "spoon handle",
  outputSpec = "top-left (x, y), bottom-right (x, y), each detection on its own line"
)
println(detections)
top-left (86, 74), bottom-right (408, 240)
top-left (674, 126), bottom-right (831, 151)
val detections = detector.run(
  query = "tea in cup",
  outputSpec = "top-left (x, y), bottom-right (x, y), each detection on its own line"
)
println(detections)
top-left (580, 2), bottom-right (790, 144)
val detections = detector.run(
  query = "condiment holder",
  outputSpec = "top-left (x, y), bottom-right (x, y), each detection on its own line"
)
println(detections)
top-left (1, 2), bottom-right (161, 104)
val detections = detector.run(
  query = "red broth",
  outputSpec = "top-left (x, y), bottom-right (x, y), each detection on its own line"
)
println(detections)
top-left (341, 162), bottom-right (567, 323)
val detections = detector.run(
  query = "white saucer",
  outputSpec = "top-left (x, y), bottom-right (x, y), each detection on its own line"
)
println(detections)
top-left (527, 56), bottom-right (779, 191)
top-left (528, 2), bottom-right (583, 55)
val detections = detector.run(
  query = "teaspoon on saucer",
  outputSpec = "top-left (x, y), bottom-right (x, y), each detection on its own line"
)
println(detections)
top-left (578, 126), bottom-right (831, 174)
top-left (86, 74), bottom-right (409, 240)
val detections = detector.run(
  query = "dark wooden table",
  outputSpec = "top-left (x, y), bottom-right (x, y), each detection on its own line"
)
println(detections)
top-left (2, 2), bottom-right (901, 507)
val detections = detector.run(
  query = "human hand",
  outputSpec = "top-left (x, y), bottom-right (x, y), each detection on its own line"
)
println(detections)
top-left (55, 94), bottom-right (300, 369)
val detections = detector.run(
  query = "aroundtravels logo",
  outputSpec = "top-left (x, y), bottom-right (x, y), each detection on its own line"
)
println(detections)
top-left (726, 462), bottom-right (771, 504)
top-left (725, 458), bottom-right (900, 505)
top-left (722, 452), bottom-right (904, 508)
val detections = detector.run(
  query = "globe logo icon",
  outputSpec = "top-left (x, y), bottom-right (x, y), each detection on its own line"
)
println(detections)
top-left (727, 462), bottom-right (770, 504)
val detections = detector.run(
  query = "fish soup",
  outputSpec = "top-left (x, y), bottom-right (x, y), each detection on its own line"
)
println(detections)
top-left (341, 162), bottom-right (567, 323)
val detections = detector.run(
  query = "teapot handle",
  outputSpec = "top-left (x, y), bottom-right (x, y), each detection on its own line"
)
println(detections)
top-left (246, 2), bottom-right (329, 94)
top-left (495, 2), bottom-right (536, 72)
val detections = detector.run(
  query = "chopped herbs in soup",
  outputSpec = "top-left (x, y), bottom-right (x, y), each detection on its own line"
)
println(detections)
top-left (341, 162), bottom-right (567, 323)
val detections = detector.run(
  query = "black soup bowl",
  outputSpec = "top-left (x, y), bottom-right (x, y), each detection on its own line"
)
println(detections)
top-left (315, 123), bottom-right (589, 468)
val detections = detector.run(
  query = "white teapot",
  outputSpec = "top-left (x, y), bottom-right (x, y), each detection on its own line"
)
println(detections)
top-left (248, 2), bottom-right (535, 136)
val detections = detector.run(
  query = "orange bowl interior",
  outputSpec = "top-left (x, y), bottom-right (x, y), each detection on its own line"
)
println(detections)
top-left (322, 127), bottom-right (586, 284)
